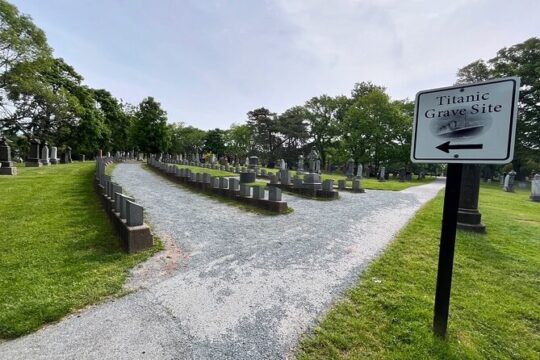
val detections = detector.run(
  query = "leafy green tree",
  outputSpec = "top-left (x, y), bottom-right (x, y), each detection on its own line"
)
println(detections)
top-left (168, 123), bottom-right (205, 155)
top-left (304, 95), bottom-right (347, 165)
top-left (204, 128), bottom-right (226, 156)
top-left (0, 0), bottom-right (54, 136)
top-left (246, 107), bottom-right (282, 162)
top-left (277, 106), bottom-right (309, 164)
top-left (93, 89), bottom-right (131, 151)
top-left (224, 123), bottom-right (252, 161)
top-left (132, 97), bottom-right (169, 154)
top-left (457, 37), bottom-right (540, 176)
top-left (342, 89), bottom-right (410, 171)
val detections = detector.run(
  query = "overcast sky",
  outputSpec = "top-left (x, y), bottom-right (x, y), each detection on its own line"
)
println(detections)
top-left (11, 0), bottom-right (540, 130)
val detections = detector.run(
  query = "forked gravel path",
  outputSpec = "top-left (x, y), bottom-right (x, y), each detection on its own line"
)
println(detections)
top-left (0, 164), bottom-right (445, 360)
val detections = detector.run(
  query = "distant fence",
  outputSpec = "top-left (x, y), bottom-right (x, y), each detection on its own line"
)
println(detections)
top-left (95, 157), bottom-right (153, 253)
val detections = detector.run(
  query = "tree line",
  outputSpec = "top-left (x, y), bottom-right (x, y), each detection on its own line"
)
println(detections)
top-left (1, 1), bottom-right (537, 177)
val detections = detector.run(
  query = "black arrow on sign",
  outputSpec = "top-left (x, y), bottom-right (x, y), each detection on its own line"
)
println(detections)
top-left (436, 141), bottom-right (483, 153)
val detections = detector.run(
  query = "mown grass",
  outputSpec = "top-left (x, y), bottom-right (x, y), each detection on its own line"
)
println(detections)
top-left (298, 185), bottom-right (539, 359)
top-left (174, 164), bottom-right (236, 177)
top-left (0, 163), bottom-right (159, 339)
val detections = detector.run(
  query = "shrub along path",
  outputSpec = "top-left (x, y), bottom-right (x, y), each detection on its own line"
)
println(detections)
top-left (0, 164), bottom-right (444, 359)
top-left (0, 163), bottom-right (158, 339)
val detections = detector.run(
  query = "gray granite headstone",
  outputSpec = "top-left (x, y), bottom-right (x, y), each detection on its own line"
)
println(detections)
top-left (338, 179), bottom-right (346, 190)
top-left (229, 178), bottom-right (240, 191)
top-left (322, 179), bottom-right (334, 191)
top-left (240, 183), bottom-right (251, 197)
top-left (269, 187), bottom-right (282, 201)
top-left (219, 177), bottom-right (229, 189)
top-left (126, 200), bottom-right (144, 226)
top-left (252, 186), bottom-right (265, 199)
top-left (531, 174), bottom-right (540, 202)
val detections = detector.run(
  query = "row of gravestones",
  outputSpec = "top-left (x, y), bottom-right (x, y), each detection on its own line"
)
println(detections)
top-left (25, 139), bottom-right (73, 167)
top-left (0, 137), bottom-right (74, 176)
top-left (148, 157), bottom-right (288, 213)
top-left (95, 157), bottom-right (153, 253)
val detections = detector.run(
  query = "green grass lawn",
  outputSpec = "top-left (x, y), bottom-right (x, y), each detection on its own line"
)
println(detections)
top-left (298, 185), bottom-right (539, 359)
top-left (0, 163), bottom-right (159, 339)
top-left (175, 164), bottom-right (237, 177)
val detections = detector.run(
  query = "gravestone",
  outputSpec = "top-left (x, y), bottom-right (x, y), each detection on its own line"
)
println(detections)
top-left (248, 156), bottom-right (259, 170)
top-left (345, 158), bottom-right (355, 179)
top-left (0, 136), bottom-right (17, 175)
top-left (240, 183), bottom-right (251, 197)
top-left (338, 179), bottom-right (346, 190)
top-left (40, 142), bottom-right (50, 166)
top-left (269, 187), bottom-right (282, 201)
top-left (378, 166), bottom-right (386, 182)
top-left (308, 148), bottom-right (321, 173)
top-left (203, 173), bottom-right (211, 184)
top-left (398, 169), bottom-right (406, 182)
top-left (279, 159), bottom-right (286, 170)
top-left (126, 200), bottom-right (144, 226)
top-left (280, 170), bottom-right (292, 185)
top-left (219, 177), bottom-right (229, 189)
top-left (322, 179), bottom-right (334, 191)
top-left (352, 179), bottom-right (364, 193)
top-left (252, 186), bottom-right (265, 199)
top-left (269, 174), bottom-right (278, 184)
top-left (229, 178), bottom-right (240, 191)
top-left (50, 146), bottom-right (60, 164)
top-left (297, 154), bottom-right (304, 174)
top-left (504, 170), bottom-right (516, 192)
top-left (240, 171), bottom-right (256, 183)
top-left (303, 173), bottom-right (322, 190)
top-left (293, 177), bottom-right (303, 188)
top-left (210, 176), bottom-right (220, 188)
top-left (356, 163), bottom-right (363, 179)
top-left (26, 139), bottom-right (42, 167)
top-left (530, 174), bottom-right (540, 202)
top-left (81, 155), bottom-right (86, 162)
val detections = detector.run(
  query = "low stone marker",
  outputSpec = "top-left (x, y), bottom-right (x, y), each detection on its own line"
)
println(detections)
top-left (253, 186), bottom-right (265, 199)
top-left (229, 178), bottom-right (240, 191)
top-left (352, 179), bottom-right (365, 193)
top-left (293, 178), bottom-right (303, 188)
top-left (322, 179), bottom-right (334, 191)
top-left (126, 200), bottom-right (144, 226)
top-left (269, 187), bottom-right (282, 201)
top-left (240, 183), bottom-right (251, 197)
top-left (211, 176), bottom-right (220, 188)
top-left (338, 179), bottom-right (346, 190)
top-left (219, 177), bottom-right (229, 189)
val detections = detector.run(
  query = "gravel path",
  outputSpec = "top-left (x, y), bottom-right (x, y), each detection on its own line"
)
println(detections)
top-left (0, 164), bottom-right (445, 360)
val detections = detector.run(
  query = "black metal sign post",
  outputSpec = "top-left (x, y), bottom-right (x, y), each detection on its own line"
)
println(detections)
top-left (433, 163), bottom-right (463, 338)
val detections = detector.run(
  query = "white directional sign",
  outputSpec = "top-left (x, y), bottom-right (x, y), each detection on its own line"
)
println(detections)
top-left (411, 77), bottom-right (520, 164)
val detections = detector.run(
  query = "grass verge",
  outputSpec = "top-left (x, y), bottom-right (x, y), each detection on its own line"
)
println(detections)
top-left (0, 163), bottom-right (160, 339)
top-left (297, 185), bottom-right (539, 359)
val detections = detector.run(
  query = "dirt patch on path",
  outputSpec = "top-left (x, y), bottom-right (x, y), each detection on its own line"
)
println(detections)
top-left (124, 232), bottom-right (188, 291)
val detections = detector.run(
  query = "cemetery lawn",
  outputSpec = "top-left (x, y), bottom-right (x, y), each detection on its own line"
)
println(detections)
top-left (297, 185), bottom-right (539, 359)
top-left (0, 163), bottom-right (160, 339)
top-left (175, 164), bottom-right (236, 177)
